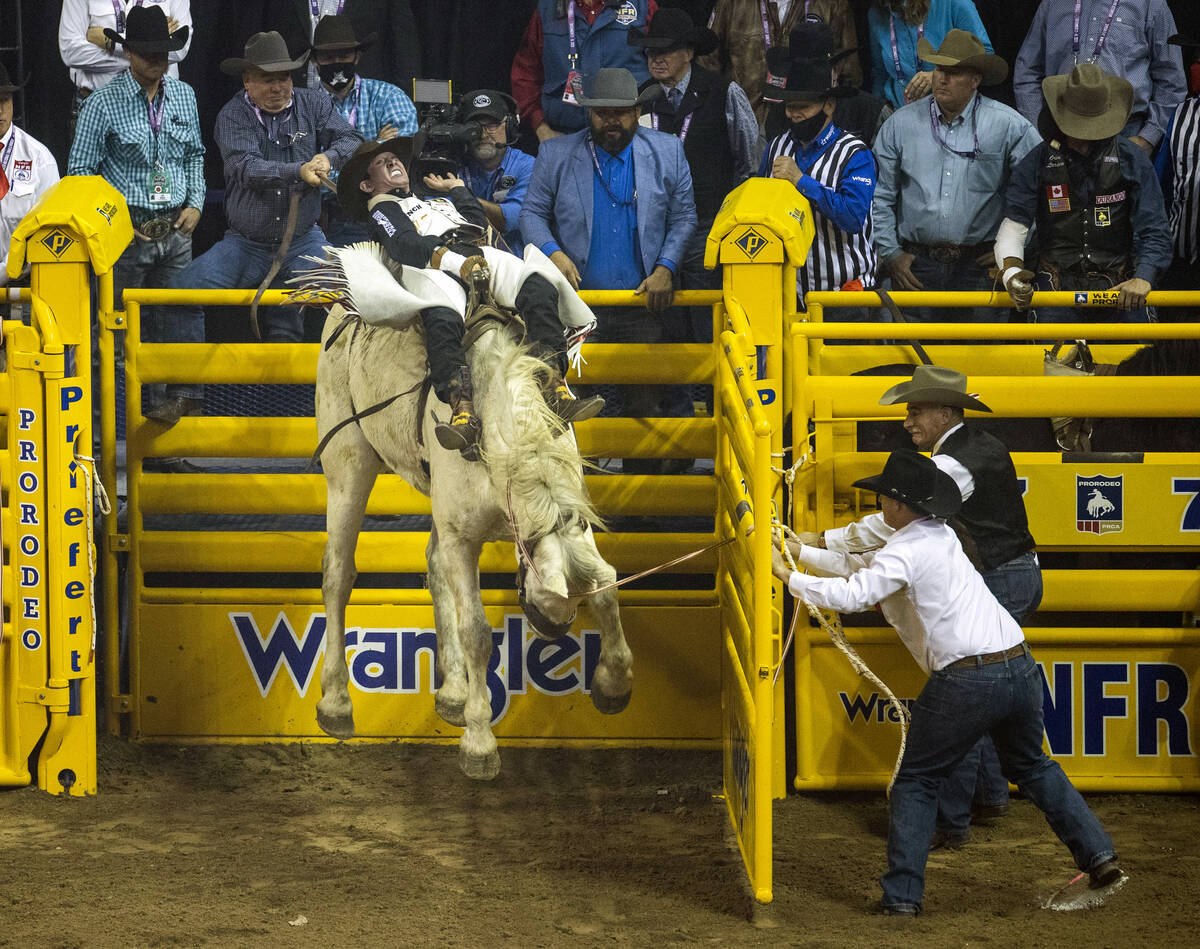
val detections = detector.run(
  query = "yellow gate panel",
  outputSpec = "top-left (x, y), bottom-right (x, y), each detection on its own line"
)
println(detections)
top-left (134, 604), bottom-right (720, 742)
top-left (796, 629), bottom-right (1200, 792)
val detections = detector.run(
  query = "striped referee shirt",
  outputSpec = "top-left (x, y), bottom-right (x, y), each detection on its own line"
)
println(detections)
top-left (759, 121), bottom-right (877, 298)
top-left (1159, 96), bottom-right (1200, 266)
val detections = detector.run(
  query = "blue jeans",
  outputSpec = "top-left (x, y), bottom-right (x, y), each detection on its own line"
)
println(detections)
top-left (937, 551), bottom-right (1043, 832)
top-left (882, 651), bottom-right (1115, 912)
top-left (904, 251), bottom-right (998, 323)
top-left (113, 229), bottom-right (199, 402)
top-left (168, 225), bottom-right (331, 343)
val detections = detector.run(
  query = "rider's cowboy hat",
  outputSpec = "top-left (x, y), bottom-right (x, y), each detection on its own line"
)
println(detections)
top-left (917, 29), bottom-right (1007, 86)
top-left (764, 19), bottom-right (858, 87)
top-left (576, 67), bottom-right (660, 108)
top-left (1042, 63), bottom-right (1133, 141)
top-left (309, 15), bottom-right (376, 53)
top-left (878, 365), bottom-right (992, 413)
top-left (220, 31), bottom-right (309, 75)
top-left (852, 450), bottom-right (962, 519)
top-left (626, 7), bottom-right (718, 56)
top-left (337, 137), bottom-right (414, 221)
top-left (104, 5), bottom-right (189, 55)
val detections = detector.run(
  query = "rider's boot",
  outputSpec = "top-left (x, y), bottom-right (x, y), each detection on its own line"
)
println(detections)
top-left (544, 374), bottom-right (605, 424)
top-left (434, 369), bottom-right (483, 461)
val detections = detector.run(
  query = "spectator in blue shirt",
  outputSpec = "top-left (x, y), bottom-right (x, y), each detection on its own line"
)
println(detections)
top-left (67, 6), bottom-right (204, 426)
top-left (308, 15), bottom-right (418, 246)
top-left (457, 90), bottom-right (535, 254)
top-left (164, 30), bottom-right (360, 420)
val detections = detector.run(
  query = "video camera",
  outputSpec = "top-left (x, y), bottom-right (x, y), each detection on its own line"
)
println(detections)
top-left (410, 79), bottom-right (482, 183)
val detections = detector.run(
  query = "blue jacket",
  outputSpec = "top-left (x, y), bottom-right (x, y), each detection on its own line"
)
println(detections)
top-left (540, 0), bottom-right (651, 133)
top-left (520, 127), bottom-right (697, 281)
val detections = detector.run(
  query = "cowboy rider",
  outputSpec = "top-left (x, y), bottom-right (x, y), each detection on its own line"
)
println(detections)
top-left (337, 137), bottom-right (604, 458)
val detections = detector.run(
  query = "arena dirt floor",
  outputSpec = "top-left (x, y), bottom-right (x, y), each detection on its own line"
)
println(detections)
top-left (1, 737), bottom-right (1195, 947)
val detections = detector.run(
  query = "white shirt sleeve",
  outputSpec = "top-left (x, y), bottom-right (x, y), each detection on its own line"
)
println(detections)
top-left (166, 0), bottom-right (194, 66)
top-left (788, 544), bottom-right (910, 614)
top-left (824, 511), bottom-right (894, 552)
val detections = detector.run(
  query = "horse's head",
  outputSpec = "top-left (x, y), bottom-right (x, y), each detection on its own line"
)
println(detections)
top-left (516, 518), bottom-right (592, 640)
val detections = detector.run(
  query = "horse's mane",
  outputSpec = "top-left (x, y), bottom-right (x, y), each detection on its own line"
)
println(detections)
top-left (471, 328), bottom-right (602, 539)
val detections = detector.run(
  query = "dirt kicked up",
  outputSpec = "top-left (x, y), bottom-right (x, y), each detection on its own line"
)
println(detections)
top-left (0, 738), bottom-right (1195, 948)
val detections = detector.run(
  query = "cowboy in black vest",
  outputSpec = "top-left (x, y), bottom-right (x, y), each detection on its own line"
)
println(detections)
top-left (628, 8), bottom-right (760, 343)
top-left (800, 365), bottom-right (1040, 849)
top-left (997, 63), bottom-right (1173, 322)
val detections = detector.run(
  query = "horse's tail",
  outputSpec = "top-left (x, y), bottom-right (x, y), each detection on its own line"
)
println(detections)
top-left (470, 328), bottom-right (602, 537)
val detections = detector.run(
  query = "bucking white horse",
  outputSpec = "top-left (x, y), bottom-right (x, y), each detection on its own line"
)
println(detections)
top-left (308, 245), bottom-right (632, 779)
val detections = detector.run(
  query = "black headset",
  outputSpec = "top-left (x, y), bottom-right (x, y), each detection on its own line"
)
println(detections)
top-left (457, 89), bottom-right (520, 145)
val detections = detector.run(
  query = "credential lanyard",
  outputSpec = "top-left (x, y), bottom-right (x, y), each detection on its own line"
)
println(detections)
top-left (568, 0), bottom-right (579, 68)
top-left (1073, 0), bottom-right (1122, 65)
top-left (347, 79), bottom-right (362, 129)
top-left (651, 111), bottom-right (693, 143)
top-left (889, 14), bottom-right (925, 81)
top-left (111, 0), bottom-right (144, 35)
top-left (0, 132), bottom-right (15, 182)
top-left (929, 93), bottom-right (981, 160)
top-left (310, 0), bottom-right (346, 17)
top-left (587, 139), bottom-right (637, 206)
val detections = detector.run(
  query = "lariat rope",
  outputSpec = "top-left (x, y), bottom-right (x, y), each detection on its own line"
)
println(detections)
top-left (72, 441), bottom-right (112, 662)
top-left (772, 447), bottom-right (910, 798)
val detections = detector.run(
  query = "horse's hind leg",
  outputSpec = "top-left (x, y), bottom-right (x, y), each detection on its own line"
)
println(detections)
top-left (587, 584), bottom-right (633, 715)
top-left (427, 525), bottom-right (467, 727)
top-left (317, 437), bottom-right (382, 738)
top-left (437, 529), bottom-right (500, 780)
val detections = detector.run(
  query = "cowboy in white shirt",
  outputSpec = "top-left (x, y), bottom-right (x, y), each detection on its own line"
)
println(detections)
top-left (0, 64), bottom-right (60, 284)
top-left (772, 450), bottom-right (1122, 917)
top-left (59, 1), bottom-right (193, 102)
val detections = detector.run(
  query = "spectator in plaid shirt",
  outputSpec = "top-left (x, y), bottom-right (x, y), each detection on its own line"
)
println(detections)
top-left (165, 30), bottom-right (360, 423)
top-left (308, 14), bottom-right (418, 246)
top-left (67, 6), bottom-right (203, 423)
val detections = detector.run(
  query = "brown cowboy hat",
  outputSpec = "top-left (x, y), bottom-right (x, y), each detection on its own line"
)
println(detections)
top-left (852, 450), bottom-right (962, 519)
top-left (104, 5), bottom-right (189, 55)
top-left (1042, 63), bottom-right (1133, 141)
top-left (878, 365), bottom-right (992, 413)
top-left (626, 7), bottom-right (718, 57)
top-left (337, 138), bottom-right (414, 221)
top-left (220, 31), bottom-right (309, 75)
top-left (917, 29), bottom-right (1007, 86)
top-left (309, 15), bottom-right (376, 53)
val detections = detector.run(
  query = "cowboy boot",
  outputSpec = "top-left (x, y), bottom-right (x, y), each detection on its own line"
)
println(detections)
top-left (434, 369), bottom-right (482, 460)
top-left (544, 374), bottom-right (604, 424)
top-left (459, 255), bottom-right (491, 298)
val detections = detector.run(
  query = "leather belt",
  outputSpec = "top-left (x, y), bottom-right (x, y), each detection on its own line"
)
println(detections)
top-left (901, 239), bottom-right (992, 264)
top-left (944, 641), bottom-right (1030, 670)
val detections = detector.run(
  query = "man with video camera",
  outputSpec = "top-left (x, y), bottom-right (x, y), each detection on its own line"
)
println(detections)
top-left (457, 90), bottom-right (536, 254)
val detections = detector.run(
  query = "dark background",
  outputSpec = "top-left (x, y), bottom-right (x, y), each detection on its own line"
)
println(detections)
top-left (9, 0), bottom-right (1200, 252)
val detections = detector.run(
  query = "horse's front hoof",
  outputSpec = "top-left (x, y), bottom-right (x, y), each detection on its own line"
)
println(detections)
top-left (316, 703), bottom-right (355, 739)
top-left (458, 745), bottom-right (501, 781)
top-left (435, 690), bottom-right (467, 727)
top-left (591, 685), bottom-right (632, 715)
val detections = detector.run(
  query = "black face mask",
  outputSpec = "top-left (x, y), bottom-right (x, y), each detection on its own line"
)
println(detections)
top-left (790, 110), bottom-right (827, 144)
top-left (318, 61), bottom-right (356, 90)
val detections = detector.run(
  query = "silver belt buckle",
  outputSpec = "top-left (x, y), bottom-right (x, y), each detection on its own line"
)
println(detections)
top-left (140, 216), bottom-right (173, 241)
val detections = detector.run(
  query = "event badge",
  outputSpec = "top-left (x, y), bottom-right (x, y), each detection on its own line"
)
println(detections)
top-left (148, 166), bottom-right (172, 204)
top-left (562, 70), bottom-right (584, 106)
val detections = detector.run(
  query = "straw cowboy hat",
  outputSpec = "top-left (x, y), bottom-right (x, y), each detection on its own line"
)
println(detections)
top-left (104, 5), bottom-right (189, 54)
top-left (220, 31), bottom-right (309, 75)
top-left (337, 137), bottom-right (414, 221)
top-left (309, 15), bottom-right (376, 53)
top-left (1042, 63), bottom-right (1133, 141)
top-left (852, 451), bottom-right (963, 519)
top-left (576, 68), bottom-right (660, 108)
top-left (626, 7), bottom-right (718, 56)
top-left (878, 365), bottom-right (992, 413)
top-left (917, 29), bottom-right (1008, 86)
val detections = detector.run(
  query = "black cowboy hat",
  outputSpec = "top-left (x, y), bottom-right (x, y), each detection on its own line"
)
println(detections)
top-left (852, 450), bottom-right (962, 519)
top-left (626, 7), bottom-right (718, 56)
top-left (0, 62), bottom-right (24, 94)
top-left (337, 137), bottom-right (414, 221)
top-left (778, 58), bottom-right (855, 102)
top-left (220, 31), bottom-right (309, 75)
top-left (104, 5), bottom-right (189, 55)
top-left (764, 19), bottom-right (858, 81)
top-left (1168, 34), bottom-right (1200, 48)
top-left (309, 14), bottom-right (376, 53)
